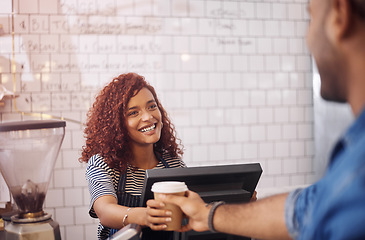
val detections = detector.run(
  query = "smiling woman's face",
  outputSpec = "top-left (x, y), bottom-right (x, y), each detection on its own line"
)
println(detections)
top-left (125, 87), bottom-right (162, 147)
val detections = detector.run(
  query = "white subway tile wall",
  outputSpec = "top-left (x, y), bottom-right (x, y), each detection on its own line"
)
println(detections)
top-left (0, 0), bottom-right (314, 239)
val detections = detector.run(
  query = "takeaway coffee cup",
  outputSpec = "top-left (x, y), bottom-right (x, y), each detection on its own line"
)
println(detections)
top-left (151, 181), bottom-right (188, 231)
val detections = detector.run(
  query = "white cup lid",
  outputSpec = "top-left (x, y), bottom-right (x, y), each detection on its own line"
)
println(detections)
top-left (151, 181), bottom-right (188, 193)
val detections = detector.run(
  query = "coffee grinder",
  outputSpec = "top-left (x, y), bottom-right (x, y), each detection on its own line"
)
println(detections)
top-left (0, 120), bottom-right (66, 240)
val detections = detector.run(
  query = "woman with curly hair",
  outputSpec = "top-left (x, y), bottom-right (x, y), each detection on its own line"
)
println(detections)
top-left (80, 72), bottom-right (185, 240)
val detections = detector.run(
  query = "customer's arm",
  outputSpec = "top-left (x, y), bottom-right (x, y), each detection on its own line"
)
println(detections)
top-left (158, 190), bottom-right (291, 240)
top-left (213, 193), bottom-right (290, 240)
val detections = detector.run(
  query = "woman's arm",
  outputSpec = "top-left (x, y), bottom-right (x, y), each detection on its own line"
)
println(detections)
top-left (93, 195), bottom-right (172, 230)
top-left (93, 195), bottom-right (146, 229)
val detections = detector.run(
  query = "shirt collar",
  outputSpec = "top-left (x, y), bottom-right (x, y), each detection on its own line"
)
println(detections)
top-left (342, 106), bottom-right (365, 146)
top-left (329, 107), bottom-right (365, 165)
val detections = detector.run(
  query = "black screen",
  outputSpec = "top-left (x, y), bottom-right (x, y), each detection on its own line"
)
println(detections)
top-left (140, 163), bottom-right (262, 207)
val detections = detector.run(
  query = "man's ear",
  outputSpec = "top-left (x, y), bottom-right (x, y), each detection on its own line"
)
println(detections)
top-left (326, 0), bottom-right (352, 43)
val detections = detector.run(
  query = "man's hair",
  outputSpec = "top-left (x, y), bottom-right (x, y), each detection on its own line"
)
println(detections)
top-left (351, 0), bottom-right (365, 21)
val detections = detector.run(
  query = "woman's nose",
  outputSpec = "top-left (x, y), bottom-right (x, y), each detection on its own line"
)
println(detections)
top-left (141, 111), bottom-right (153, 121)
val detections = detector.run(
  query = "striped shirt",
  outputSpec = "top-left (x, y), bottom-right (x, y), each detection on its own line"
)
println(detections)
top-left (86, 152), bottom-right (185, 239)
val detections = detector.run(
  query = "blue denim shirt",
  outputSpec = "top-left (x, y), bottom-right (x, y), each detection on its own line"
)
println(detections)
top-left (285, 107), bottom-right (365, 240)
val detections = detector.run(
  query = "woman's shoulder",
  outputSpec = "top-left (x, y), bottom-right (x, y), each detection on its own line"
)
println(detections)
top-left (86, 154), bottom-right (120, 179)
top-left (86, 154), bottom-right (115, 172)
top-left (161, 151), bottom-right (186, 168)
top-left (87, 154), bottom-right (105, 166)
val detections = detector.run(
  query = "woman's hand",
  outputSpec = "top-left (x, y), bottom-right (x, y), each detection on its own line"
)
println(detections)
top-left (145, 199), bottom-right (172, 230)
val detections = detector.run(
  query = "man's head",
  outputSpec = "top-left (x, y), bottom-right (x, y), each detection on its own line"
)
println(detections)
top-left (307, 0), bottom-right (365, 107)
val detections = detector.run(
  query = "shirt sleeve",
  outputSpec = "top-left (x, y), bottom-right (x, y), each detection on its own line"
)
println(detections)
top-left (86, 155), bottom-right (117, 218)
top-left (285, 185), bottom-right (317, 239)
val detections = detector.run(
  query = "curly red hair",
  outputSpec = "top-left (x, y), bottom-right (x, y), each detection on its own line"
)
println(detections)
top-left (80, 73), bottom-right (183, 171)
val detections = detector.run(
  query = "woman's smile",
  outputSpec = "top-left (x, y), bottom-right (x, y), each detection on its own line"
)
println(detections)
top-left (139, 123), bottom-right (157, 133)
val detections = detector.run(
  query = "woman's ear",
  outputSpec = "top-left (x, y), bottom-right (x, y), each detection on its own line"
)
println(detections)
top-left (326, 0), bottom-right (353, 43)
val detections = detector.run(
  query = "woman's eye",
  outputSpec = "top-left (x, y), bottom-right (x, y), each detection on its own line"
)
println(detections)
top-left (127, 111), bottom-right (138, 117)
top-left (148, 104), bottom-right (157, 110)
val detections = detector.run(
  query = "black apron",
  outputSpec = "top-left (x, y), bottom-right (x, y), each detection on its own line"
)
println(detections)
top-left (109, 156), bottom-right (174, 240)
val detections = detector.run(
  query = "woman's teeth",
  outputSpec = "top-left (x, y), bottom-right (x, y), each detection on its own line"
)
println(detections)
top-left (140, 124), bottom-right (156, 132)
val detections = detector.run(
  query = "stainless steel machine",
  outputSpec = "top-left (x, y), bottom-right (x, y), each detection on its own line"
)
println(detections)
top-left (0, 120), bottom-right (66, 240)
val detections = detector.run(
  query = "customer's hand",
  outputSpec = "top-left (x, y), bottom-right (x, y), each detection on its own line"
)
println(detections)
top-left (159, 190), bottom-right (210, 232)
top-left (251, 191), bottom-right (257, 202)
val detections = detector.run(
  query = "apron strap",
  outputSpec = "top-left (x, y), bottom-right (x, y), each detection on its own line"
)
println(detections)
top-left (157, 152), bottom-right (171, 168)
